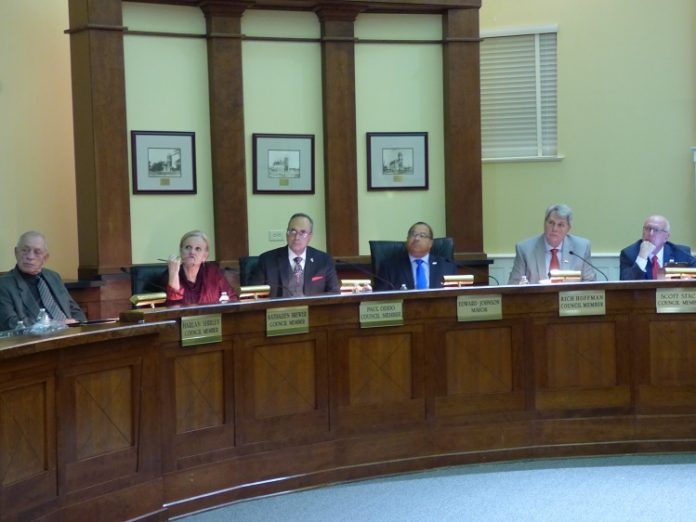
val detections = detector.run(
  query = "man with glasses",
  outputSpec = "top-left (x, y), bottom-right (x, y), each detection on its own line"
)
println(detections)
top-left (0, 231), bottom-right (86, 330)
top-left (374, 222), bottom-right (457, 291)
top-left (619, 215), bottom-right (696, 280)
top-left (250, 213), bottom-right (339, 297)
top-left (508, 204), bottom-right (596, 284)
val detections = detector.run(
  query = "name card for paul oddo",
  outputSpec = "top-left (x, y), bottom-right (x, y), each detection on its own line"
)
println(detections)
top-left (359, 300), bottom-right (404, 328)
top-left (457, 294), bottom-right (502, 322)
top-left (181, 314), bottom-right (222, 347)
top-left (558, 290), bottom-right (606, 317)
top-left (266, 306), bottom-right (309, 337)
top-left (656, 288), bottom-right (696, 314)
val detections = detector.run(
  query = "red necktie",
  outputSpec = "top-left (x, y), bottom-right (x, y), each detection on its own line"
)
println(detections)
top-left (652, 255), bottom-right (659, 279)
top-left (550, 248), bottom-right (560, 272)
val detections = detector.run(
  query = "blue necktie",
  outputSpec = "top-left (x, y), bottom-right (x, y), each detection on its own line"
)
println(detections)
top-left (415, 259), bottom-right (427, 289)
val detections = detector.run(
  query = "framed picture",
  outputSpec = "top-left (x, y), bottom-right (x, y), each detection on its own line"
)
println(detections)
top-left (367, 132), bottom-right (429, 191)
top-left (131, 131), bottom-right (196, 194)
top-left (253, 133), bottom-right (315, 194)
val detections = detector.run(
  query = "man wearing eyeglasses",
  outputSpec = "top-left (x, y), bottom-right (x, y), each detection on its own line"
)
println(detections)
top-left (374, 222), bottom-right (457, 291)
top-left (250, 213), bottom-right (339, 297)
top-left (619, 215), bottom-right (696, 280)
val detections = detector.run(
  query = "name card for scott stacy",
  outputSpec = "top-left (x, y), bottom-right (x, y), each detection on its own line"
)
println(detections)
top-left (656, 288), bottom-right (696, 313)
top-left (266, 306), bottom-right (309, 337)
top-left (359, 300), bottom-right (404, 328)
top-left (558, 290), bottom-right (606, 317)
top-left (457, 294), bottom-right (502, 322)
top-left (181, 314), bottom-right (222, 347)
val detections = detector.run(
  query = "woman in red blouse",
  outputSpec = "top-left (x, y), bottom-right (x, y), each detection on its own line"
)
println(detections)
top-left (165, 230), bottom-right (238, 305)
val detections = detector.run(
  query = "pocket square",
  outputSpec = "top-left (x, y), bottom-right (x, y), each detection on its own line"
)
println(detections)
top-left (312, 275), bottom-right (324, 282)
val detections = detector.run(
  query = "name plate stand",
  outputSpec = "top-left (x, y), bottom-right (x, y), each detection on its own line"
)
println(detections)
top-left (558, 290), bottom-right (606, 317)
top-left (656, 287), bottom-right (696, 313)
top-left (180, 314), bottom-right (223, 347)
top-left (359, 300), bottom-right (404, 328)
top-left (457, 294), bottom-right (502, 322)
top-left (266, 306), bottom-right (309, 337)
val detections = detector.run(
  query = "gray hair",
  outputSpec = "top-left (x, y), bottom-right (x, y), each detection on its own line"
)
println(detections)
top-left (544, 204), bottom-right (573, 226)
top-left (17, 230), bottom-right (48, 252)
top-left (179, 230), bottom-right (210, 251)
top-left (288, 213), bottom-right (314, 232)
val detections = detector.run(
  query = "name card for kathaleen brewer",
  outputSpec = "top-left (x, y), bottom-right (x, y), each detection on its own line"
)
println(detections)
top-left (266, 306), bottom-right (309, 337)
top-left (558, 290), bottom-right (606, 317)
top-left (359, 300), bottom-right (404, 328)
top-left (181, 314), bottom-right (222, 347)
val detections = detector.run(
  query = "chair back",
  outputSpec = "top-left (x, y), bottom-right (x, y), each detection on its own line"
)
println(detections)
top-left (129, 263), bottom-right (167, 295)
top-left (369, 237), bottom-right (455, 277)
top-left (239, 256), bottom-right (260, 287)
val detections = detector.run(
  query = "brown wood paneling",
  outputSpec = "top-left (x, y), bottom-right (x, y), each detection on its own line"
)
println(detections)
top-left (175, 351), bottom-right (224, 433)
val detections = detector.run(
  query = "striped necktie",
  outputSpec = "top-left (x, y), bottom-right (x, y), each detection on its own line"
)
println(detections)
top-left (37, 276), bottom-right (67, 322)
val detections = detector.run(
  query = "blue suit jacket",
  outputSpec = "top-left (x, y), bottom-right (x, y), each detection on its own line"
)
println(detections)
top-left (250, 246), bottom-right (340, 298)
top-left (619, 240), bottom-right (696, 280)
top-left (0, 267), bottom-right (86, 330)
top-left (374, 252), bottom-right (458, 291)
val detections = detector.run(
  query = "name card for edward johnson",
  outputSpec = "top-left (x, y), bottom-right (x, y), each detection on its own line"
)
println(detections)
top-left (359, 300), bottom-right (404, 328)
top-left (558, 290), bottom-right (606, 317)
top-left (656, 288), bottom-right (696, 313)
top-left (266, 306), bottom-right (309, 336)
top-left (457, 294), bottom-right (502, 322)
top-left (181, 314), bottom-right (222, 347)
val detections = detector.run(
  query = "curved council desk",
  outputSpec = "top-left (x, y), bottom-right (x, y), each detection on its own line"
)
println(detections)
top-left (3, 280), bottom-right (696, 520)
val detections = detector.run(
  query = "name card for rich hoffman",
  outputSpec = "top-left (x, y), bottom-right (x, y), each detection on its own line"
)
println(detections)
top-left (656, 287), bottom-right (696, 313)
top-left (457, 294), bottom-right (502, 322)
top-left (181, 314), bottom-right (222, 347)
top-left (266, 306), bottom-right (309, 337)
top-left (558, 290), bottom-right (606, 317)
top-left (359, 300), bottom-right (404, 328)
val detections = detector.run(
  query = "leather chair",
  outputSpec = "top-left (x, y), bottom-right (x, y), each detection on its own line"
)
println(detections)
top-left (238, 256), bottom-right (260, 287)
top-left (129, 263), bottom-right (167, 296)
top-left (369, 237), bottom-right (454, 276)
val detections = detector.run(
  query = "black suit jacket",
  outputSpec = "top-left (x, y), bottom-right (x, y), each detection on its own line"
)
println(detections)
top-left (0, 267), bottom-right (86, 330)
top-left (619, 240), bottom-right (696, 280)
top-left (374, 252), bottom-right (457, 291)
top-left (250, 246), bottom-right (340, 298)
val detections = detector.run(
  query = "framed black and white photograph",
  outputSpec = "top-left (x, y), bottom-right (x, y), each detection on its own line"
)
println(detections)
top-left (253, 133), bottom-right (315, 194)
top-left (131, 131), bottom-right (196, 194)
top-left (367, 132), bottom-right (429, 191)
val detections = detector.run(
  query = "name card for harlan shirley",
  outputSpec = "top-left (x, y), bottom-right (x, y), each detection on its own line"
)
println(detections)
top-left (457, 294), bottom-right (502, 322)
top-left (656, 288), bottom-right (696, 313)
top-left (181, 314), bottom-right (222, 347)
top-left (359, 300), bottom-right (404, 328)
top-left (266, 306), bottom-right (309, 336)
top-left (558, 290), bottom-right (606, 317)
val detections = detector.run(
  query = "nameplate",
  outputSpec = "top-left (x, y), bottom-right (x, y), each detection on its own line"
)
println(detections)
top-left (181, 314), bottom-right (222, 347)
top-left (558, 290), bottom-right (606, 317)
top-left (359, 300), bottom-right (404, 328)
top-left (656, 288), bottom-right (696, 313)
top-left (266, 306), bottom-right (309, 337)
top-left (457, 294), bottom-right (502, 322)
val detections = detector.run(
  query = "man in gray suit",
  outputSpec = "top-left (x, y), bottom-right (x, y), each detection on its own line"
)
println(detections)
top-left (0, 231), bottom-right (86, 330)
top-left (508, 204), bottom-right (596, 284)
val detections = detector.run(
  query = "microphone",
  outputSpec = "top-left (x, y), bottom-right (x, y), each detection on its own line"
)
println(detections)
top-left (569, 250), bottom-right (609, 281)
top-left (488, 274), bottom-right (500, 285)
top-left (334, 259), bottom-right (398, 291)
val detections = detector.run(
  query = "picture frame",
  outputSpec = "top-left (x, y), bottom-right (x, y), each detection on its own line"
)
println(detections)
top-left (253, 133), bottom-right (315, 194)
top-left (367, 132), bottom-right (429, 191)
top-left (131, 131), bottom-right (196, 194)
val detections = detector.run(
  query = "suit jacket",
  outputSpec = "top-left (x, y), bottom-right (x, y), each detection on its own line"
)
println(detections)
top-left (374, 252), bottom-right (458, 291)
top-left (619, 240), bottom-right (696, 280)
top-left (249, 246), bottom-right (340, 298)
top-left (0, 267), bottom-right (86, 330)
top-left (508, 234), bottom-right (596, 284)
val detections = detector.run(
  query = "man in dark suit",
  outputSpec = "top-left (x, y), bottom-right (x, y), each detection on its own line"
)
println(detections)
top-left (374, 222), bottom-right (457, 291)
top-left (0, 231), bottom-right (86, 330)
top-left (250, 213), bottom-right (339, 298)
top-left (620, 215), bottom-right (696, 280)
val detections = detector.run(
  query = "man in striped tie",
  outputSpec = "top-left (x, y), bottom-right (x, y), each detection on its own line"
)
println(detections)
top-left (0, 231), bottom-right (86, 331)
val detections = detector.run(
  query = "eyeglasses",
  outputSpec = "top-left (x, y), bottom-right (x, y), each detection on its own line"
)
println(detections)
top-left (643, 226), bottom-right (667, 234)
top-left (287, 229), bottom-right (311, 239)
top-left (409, 232), bottom-right (432, 239)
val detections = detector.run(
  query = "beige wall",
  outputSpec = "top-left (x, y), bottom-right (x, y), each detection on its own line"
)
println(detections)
top-left (3, 0), bottom-right (696, 277)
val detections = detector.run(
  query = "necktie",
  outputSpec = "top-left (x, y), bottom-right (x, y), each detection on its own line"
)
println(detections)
top-left (289, 256), bottom-right (304, 296)
top-left (415, 259), bottom-right (427, 289)
top-left (652, 255), bottom-right (659, 279)
top-left (37, 276), bottom-right (67, 322)
top-left (550, 248), bottom-right (560, 272)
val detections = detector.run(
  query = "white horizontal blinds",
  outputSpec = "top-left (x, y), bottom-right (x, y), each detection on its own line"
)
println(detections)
top-left (480, 31), bottom-right (557, 159)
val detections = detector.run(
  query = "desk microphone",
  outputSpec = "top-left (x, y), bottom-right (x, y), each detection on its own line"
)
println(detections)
top-left (488, 274), bottom-right (500, 286)
top-left (335, 259), bottom-right (398, 291)
top-left (569, 251), bottom-right (609, 281)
